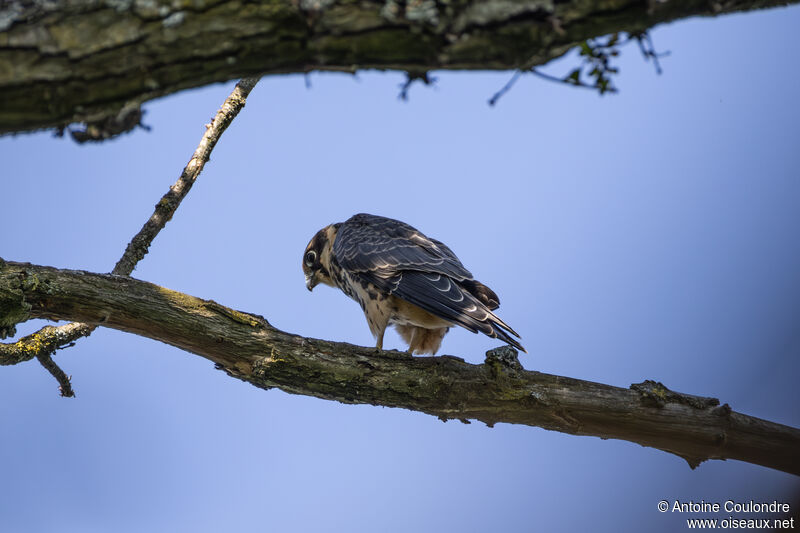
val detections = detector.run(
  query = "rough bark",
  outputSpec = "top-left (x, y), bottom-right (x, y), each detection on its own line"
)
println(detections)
top-left (2, 258), bottom-right (798, 476)
top-left (0, 0), bottom-right (796, 134)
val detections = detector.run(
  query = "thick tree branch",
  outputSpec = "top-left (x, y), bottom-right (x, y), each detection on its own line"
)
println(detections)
top-left (1, 259), bottom-right (798, 476)
top-left (1, 0), bottom-right (796, 134)
top-left (0, 77), bottom-right (259, 388)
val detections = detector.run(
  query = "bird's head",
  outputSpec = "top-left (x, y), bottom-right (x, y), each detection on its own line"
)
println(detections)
top-left (302, 223), bottom-right (339, 291)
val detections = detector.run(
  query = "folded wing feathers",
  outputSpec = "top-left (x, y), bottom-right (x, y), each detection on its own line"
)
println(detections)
top-left (392, 272), bottom-right (525, 352)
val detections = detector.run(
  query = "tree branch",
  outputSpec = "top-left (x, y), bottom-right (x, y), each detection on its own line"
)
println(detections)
top-left (35, 349), bottom-right (75, 397)
top-left (0, 77), bottom-right (259, 388)
top-left (112, 76), bottom-right (260, 276)
top-left (1, 0), bottom-right (796, 134)
top-left (1, 259), bottom-right (797, 476)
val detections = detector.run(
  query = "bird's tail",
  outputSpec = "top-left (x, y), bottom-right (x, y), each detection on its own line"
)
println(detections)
top-left (460, 279), bottom-right (500, 310)
top-left (487, 313), bottom-right (527, 354)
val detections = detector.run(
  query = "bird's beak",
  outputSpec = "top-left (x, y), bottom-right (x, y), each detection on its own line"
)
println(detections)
top-left (305, 273), bottom-right (317, 291)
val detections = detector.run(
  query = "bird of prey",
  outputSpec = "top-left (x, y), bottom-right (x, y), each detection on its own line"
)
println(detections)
top-left (302, 213), bottom-right (525, 355)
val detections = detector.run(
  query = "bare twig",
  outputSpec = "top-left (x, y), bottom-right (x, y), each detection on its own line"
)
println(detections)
top-left (489, 67), bottom-right (617, 107)
top-left (530, 67), bottom-right (619, 93)
top-left (489, 30), bottom-right (670, 106)
top-left (488, 70), bottom-right (522, 106)
top-left (35, 351), bottom-right (74, 397)
top-left (0, 77), bottom-right (261, 393)
top-left (113, 76), bottom-right (260, 276)
top-left (634, 31), bottom-right (669, 75)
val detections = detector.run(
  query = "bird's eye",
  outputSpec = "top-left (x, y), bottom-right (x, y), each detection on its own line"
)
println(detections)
top-left (305, 250), bottom-right (317, 267)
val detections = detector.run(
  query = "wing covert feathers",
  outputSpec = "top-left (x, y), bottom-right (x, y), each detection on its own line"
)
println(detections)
top-left (334, 213), bottom-right (473, 280)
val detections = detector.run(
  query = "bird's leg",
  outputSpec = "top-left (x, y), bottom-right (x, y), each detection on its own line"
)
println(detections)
top-left (408, 327), bottom-right (420, 355)
top-left (375, 326), bottom-right (385, 352)
top-left (365, 306), bottom-right (390, 352)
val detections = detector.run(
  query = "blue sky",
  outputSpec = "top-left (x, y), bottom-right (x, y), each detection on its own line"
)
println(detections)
top-left (1, 6), bottom-right (799, 532)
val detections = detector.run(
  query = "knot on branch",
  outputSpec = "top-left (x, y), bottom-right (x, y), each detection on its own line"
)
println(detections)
top-left (215, 361), bottom-right (261, 386)
top-left (56, 105), bottom-right (149, 144)
top-left (677, 454), bottom-right (707, 470)
top-left (484, 345), bottom-right (522, 372)
top-left (0, 324), bottom-right (18, 341)
top-left (712, 403), bottom-right (732, 417)
top-left (398, 71), bottom-right (437, 101)
top-left (630, 380), bottom-right (720, 409)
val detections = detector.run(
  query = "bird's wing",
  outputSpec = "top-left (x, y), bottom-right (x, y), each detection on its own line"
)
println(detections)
top-left (333, 213), bottom-right (472, 281)
top-left (389, 271), bottom-right (524, 351)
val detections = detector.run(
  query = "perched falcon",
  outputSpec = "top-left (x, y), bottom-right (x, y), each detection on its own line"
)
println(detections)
top-left (302, 213), bottom-right (525, 355)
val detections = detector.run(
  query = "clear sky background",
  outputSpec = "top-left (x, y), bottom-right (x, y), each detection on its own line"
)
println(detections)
top-left (1, 6), bottom-right (799, 532)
